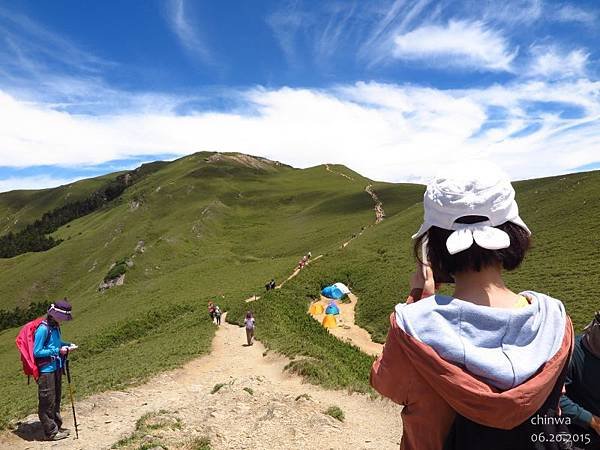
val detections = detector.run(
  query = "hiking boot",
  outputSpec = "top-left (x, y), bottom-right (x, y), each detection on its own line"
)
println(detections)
top-left (48, 430), bottom-right (70, 441)
top-left (59, 427), bottom-right (71, 435)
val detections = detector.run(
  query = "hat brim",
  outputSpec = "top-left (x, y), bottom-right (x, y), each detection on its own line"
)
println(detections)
top-left (509, 216), bottom-right (531, 235)
top-left (411, 222), bottom-right (431, 240)
top-left (48, 311), bottom-right (72, 321)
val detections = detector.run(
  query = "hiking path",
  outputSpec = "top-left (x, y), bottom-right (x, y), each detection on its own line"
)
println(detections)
top-left (1, 312), bottom-right (400, 450)
top-left (0, 171), bottom-right (395, 449)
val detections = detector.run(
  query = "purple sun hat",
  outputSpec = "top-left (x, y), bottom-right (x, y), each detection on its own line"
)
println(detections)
top-left (48, 299), bottom-right (73, 321)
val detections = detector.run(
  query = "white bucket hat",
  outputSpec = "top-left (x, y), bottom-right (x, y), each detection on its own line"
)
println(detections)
top-left (412, 162), bottom-right (531, 255)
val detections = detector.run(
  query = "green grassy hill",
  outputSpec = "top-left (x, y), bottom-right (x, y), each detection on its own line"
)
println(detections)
top-left (0, 153), bottom-right (597, 429)
top-left (0, 152), bottom-right (380, 427)
top-left (0, 173), bottom-right (120, 235)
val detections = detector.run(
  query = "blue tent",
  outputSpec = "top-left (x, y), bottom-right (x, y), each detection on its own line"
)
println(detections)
top-left (325, 302), bottom-right (340, 315)
top-left (321, 282), bottom-right (350, 300)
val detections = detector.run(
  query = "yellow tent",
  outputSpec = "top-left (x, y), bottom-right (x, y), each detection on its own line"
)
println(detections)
top-left (322, 314), bottom-right (337, 328)
top-left (309, 303), bottom-right (324, 315)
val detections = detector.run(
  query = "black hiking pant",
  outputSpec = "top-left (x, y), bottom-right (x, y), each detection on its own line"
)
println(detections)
top-left (38, 370), bottom-right (63, 438)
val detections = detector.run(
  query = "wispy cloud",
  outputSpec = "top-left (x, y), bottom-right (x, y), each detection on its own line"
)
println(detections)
top-left (266, 1), bottom-right (310, 69)
top-left (359, 0), bottom-right (435, 67)
top-left (165, 0), bottom-right (214, 66)
top-left (268, 0), bottom-right (438, 69)
top-left (480, 0), bottom-right (543, 26)
top-left (0, 6), bottom-right (109, 76)
top-left (313, 2), bottom-right (358, 63)
top-left (527, 45), bottom-right (589, 79)
top-left (552, 3), bottom-right (598, 25)
top-left (392, 20), bottom-right (517, 72)
top-left (0, 5), bottom-right (115, 100)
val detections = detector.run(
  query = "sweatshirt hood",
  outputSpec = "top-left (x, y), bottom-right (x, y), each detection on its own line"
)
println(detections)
top-left (395, 291), bottom-right (566, 390)
top-left (390, 293), bottom-right (573, 429)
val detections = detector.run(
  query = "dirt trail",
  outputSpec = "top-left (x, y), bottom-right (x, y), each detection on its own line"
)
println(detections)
top-left (277, 255), bottom-right (323, 289)
top-left (325, 164), bottom-right (355, 181)
top-left (365, 185), bottom-right (385, 224)
top-left (245, 255), bottom-right (324, 303)
top-left (0, 171), bottom-right (395, 449)
top-left (1, 314), bottom-right (400, 450)
top-left (309, 294), bottom-right (383, 357)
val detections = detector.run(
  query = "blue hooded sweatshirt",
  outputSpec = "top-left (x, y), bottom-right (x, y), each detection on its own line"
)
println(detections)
top-left (33, 321), bottom-right (69, 373)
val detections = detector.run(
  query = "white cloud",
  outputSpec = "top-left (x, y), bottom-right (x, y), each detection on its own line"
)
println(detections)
top-left (1, 78), bottom-right (599, 188)
top-left (165, 0), bottom-right (214, 66)
top-left (552, 4), bottom-right (597, 25)
top-left (481, 0), bottom-right (543, 26)
top-left (392, 20), bottom-right (517, 72)
top-left (527, 46), bottom-right (589, 79)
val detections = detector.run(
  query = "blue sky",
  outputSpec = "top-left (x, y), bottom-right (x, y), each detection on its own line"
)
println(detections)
top-left (0, 0), bottom-right (599, 191)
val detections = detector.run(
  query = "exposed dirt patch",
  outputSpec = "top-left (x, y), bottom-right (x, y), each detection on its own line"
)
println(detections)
top-left (1, 314), bottom-right (400, 450)
top-left (310, 294), bottom-right (383, 357)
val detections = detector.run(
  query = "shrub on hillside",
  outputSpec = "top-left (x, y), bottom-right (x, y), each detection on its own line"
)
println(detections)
top-left (0, 300), bottom-right (51, 332)
top-left (104, 258), bottom-right (130, 282)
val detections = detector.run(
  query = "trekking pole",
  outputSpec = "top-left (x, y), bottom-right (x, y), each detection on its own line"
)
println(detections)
top-left (65, 357), bottom-right (79, 439)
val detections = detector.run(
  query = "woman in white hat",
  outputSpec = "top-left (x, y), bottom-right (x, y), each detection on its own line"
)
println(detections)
top-left (371, 163), bottom-right (575, 450)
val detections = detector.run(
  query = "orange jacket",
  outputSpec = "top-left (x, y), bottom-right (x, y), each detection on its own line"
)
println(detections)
top-left (371, 312), bottom-right (573, 450)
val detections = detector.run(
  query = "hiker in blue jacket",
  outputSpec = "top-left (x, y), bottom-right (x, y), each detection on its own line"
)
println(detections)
top-left (33, 299), bottom-right (75, 441)
top-left (560, 312), bottom-right (600, 449)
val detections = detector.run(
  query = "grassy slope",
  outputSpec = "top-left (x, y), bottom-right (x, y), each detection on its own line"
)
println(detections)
top-left (0, 156), bottom-right (597, 428)
top-left (0, 173), bottom-right (120, 235)
top-left (0, 152), bottom-right (375, 427)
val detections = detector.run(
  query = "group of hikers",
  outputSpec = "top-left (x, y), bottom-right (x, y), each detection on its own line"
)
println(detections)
top-left (13, 162), bottom-right (600, 448)
top-left (264, 278), bottom-right (276, 291)
top-left (207, 301), bottom-right (222, 326)
top-left (297, 251), bottom-right (312, 269)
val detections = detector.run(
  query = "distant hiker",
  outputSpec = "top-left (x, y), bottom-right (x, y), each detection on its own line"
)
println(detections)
top-left (307, 252), bottom-right (312, 260)
top-left (214, 305), bottom-right (222, 326)
top-left (244, 311), bottom-right (255, 346)
top-left (265, 279), bottom-right (276, 291)
top-left (371, 164), bottom-right (574, 450)
top-left (34, 300), bottom-right (75, 441)
top-left (560, 311), bottom-right (600, 449)
top-left (208, 301), bottom-right (216, 321)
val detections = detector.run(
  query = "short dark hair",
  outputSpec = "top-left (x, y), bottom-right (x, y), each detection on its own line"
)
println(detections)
top-left (413, 216), bottom-right (531, 281)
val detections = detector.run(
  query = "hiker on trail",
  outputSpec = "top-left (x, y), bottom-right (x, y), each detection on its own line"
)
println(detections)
top-left (560, 311), bottom-right (600, 449)
top-left (213, 305), bottom-right (222, 326)
top-left (208, 301), bottom-right (216, 321)
top-left (265, 279), bottom-right (276, 291)
top-left (244, 311), bottom-right (255, 346)
top-left (307, 252), bottom-right (312, 260)
top-left (371, 164), bottom-right (574, 450)
top-left (34, 300), bottom-right (75, 441)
